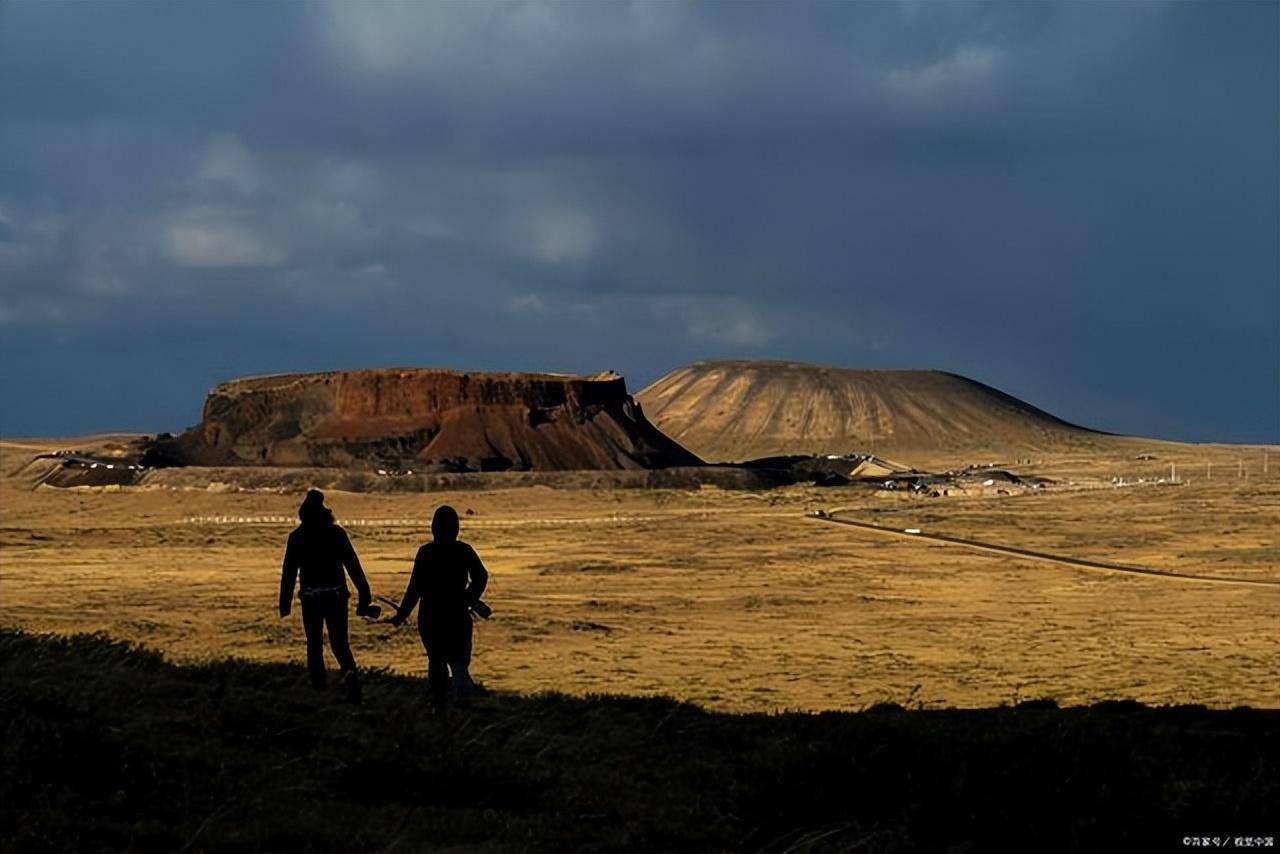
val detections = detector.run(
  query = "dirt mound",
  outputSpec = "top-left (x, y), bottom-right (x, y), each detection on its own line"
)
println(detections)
top-left (637, 360), bottom-right (1105, 463)
top-left (146, 368), bottom-right (702, 472)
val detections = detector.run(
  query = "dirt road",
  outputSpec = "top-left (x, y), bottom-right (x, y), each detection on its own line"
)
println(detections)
top-left (811, 513), bottom-right (1280, 587)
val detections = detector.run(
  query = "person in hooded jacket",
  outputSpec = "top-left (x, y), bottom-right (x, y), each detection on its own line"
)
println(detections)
top-left (279, 489), bottom-right (374, 700)
top-left (391, 504), bottom-right (489, 707)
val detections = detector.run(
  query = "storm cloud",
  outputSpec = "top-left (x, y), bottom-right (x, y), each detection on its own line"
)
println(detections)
top-left (1, 1), bottom-right (1276, 441)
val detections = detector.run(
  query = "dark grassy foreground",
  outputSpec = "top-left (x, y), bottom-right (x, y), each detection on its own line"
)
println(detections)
top-left (2, 630), bottom-right (1275, 853)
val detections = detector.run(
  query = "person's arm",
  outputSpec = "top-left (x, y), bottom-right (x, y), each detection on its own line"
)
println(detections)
top-left (464, 544), bottom-right (489, 605)
top-left (391, 547), bottom-right (426, 625)
top-left (338, 527), bottom-right (372, 607)
top-left (279, 533), bottom-right (298, 617)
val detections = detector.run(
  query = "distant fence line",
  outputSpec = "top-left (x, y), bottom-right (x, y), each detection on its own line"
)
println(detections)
top-left (175, 513), bottom-right (726, 528)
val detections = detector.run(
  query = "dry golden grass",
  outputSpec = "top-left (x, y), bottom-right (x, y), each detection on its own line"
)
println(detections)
top-left (1, 440), bottom-right (1276, 711)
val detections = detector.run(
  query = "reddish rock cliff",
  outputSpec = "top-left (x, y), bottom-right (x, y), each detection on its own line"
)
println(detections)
top-left (148, 368), bottom-right (702, 471)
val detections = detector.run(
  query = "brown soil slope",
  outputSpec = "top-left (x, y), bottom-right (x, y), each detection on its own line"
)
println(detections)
top-left (637, 360), bottom-right (1107, 463)
top-left (148, 368), bottom-right (701, 472)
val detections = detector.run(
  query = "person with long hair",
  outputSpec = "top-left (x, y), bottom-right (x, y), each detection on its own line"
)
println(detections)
top-left (391, 504), bottom-right (489, 708)
top-left (279, 489), bottom-right (374, 700)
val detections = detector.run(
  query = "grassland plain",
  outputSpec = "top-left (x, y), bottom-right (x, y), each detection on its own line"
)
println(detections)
top-left (1, 440), bottom-right (1277, 711)
top-left (3, 630), bottom-right (1277, 852)
top-left (2, 438), bottom-right (1278, 850)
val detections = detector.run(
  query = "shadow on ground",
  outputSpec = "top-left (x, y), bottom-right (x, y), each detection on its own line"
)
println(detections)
top-left (2, 629), bottom-right (1275, 852)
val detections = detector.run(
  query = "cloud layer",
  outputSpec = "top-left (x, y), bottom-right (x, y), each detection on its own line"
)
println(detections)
top-left (1, 1), bottom-right (1276, 441)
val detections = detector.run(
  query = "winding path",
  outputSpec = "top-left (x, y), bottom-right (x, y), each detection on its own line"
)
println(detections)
top-left (809, 512), bottom-right (1280, 588)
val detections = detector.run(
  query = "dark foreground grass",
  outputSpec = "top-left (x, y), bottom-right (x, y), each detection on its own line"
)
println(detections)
top-left (2, 630), bottom-right (1275, 853)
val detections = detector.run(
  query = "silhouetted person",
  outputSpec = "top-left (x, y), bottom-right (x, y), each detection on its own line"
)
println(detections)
top-left (279, 489), bottom-right (373, 701)
top-left (391, 505), bottom-right (489, 708)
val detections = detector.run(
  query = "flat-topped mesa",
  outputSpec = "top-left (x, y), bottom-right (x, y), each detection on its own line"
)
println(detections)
top-left (147, 368), bottom-right (703, 471)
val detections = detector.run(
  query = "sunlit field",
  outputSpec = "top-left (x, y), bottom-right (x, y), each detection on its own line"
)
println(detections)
top-left (4, 441), bottom-right (1276, 712)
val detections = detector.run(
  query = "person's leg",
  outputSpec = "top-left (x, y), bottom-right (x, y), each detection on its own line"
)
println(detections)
top-left (300, 599), bottom-right (327, 689)
top-left (451, 617), bottom-right (475, 700)
top-left (325, 600), bottom-right (361, 702)
top-left (325, 599), bottom-right (358, 673)
top-left (420, 622), bottom-right (449, 708)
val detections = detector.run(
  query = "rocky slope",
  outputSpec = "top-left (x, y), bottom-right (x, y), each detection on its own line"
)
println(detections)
top-left (145, 368), bottom-right (701, 471)
top-left (636, 360), bottom-right (1105, 463)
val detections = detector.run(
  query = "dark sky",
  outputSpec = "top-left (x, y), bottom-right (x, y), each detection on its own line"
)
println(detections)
top-left (1, 1), bottom-right (1276, 442)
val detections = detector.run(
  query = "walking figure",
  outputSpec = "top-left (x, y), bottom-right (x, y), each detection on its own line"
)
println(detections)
top-left (391, 505), bottom-right (489, 708)
top-left (279, 489), bottom-right (375, 702)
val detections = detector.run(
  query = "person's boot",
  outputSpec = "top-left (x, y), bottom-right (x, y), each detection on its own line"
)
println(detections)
top-left (452, 665), bottom-right (477, 706)
top-left (340, 670), bottom-right (362, 705)
top-left (426, 676), bottom-right (448, 714)
top-left (453, 677), bottom-right (472, 709)
top-left (429, 689), bottom-right (448, 715)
